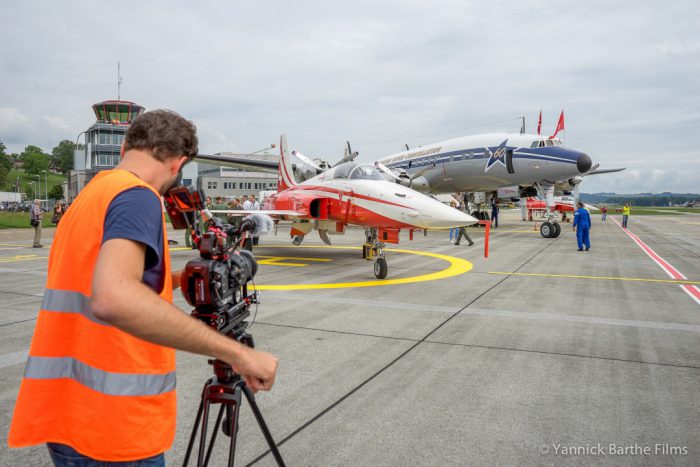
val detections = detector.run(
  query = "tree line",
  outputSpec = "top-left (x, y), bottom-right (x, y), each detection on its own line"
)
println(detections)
top-left (580, 193), bottom-right (700, 207)
top-left (0, 139), bottom-right (82, 199)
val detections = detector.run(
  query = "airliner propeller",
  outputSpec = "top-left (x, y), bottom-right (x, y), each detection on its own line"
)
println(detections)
top-left (333, 141), bottom-right (359, 167)
top-left (374, 161), bottom-right (429, 188)
top-left (291, 150), bottom-right (324, 172)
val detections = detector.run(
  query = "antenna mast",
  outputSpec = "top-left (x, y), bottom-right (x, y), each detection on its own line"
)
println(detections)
top-left (117, 62), bottom-right (123, 101)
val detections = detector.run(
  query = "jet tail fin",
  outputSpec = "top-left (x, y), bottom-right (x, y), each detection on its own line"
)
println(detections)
top-left (278, 134), bottom-right (297, 192)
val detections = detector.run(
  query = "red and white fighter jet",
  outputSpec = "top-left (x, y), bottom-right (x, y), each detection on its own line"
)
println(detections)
top-left (211, 135), bottom-right (477, 279)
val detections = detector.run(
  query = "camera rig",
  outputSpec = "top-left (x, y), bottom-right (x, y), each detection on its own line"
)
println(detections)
top-left (164, 185), bottom-right (259, 337)
top-left (164, 185), bottom-right (285, 467)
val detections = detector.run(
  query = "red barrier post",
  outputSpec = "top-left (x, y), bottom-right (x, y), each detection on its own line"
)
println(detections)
top-left (479, 220), bottom-right (490, 258)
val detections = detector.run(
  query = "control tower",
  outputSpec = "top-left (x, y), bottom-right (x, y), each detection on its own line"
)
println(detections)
top-left (85, 100), bottom-right (144, 174)
top-left (69, 100), bottom-right (145, 199)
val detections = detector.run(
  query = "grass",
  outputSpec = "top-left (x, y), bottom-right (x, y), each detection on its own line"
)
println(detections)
top-left (0, 212), bottom-right (56, 229)
top-left (602, 205), bottom-right (693, 216)
top-left (3, 169), bottom-right (67, 196)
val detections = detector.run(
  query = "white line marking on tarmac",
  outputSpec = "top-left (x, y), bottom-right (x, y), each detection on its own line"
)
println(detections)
top-left (611, 217), bottom-right (700, 306)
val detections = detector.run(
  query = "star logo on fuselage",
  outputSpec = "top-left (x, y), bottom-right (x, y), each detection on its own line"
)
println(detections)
top-left (484, 139), bottom-right (509, 172)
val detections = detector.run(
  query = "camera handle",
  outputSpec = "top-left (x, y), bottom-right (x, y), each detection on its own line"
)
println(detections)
top-left (183, 336), bottom-right (286, 467)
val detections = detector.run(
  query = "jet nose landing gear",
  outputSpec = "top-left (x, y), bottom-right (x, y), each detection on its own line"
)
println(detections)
top-left (364, 228), bottom-right (388, 279)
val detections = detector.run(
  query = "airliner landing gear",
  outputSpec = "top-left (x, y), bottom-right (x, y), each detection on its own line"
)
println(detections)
top-left (363, 228), bottom-right (387, 279)
top-left (540, 220), bottom-right (561, 238)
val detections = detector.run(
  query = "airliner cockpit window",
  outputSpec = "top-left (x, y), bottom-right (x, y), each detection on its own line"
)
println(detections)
top-left (349, 164), bottom-right (384, 180)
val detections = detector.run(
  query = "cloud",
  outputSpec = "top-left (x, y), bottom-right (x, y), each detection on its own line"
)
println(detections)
top-left (1, 0), bottom-right (699, 192)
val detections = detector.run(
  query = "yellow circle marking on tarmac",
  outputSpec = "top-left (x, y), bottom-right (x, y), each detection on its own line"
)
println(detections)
top-left (250, 245), bottom-right (472, 290)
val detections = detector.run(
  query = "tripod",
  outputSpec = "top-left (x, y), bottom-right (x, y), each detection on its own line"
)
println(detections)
top-left (183, 334), bottom-right (286, 467)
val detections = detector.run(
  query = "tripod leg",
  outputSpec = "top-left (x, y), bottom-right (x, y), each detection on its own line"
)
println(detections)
top-left (226, 394), bottom-right (242, 467)
top-left (197, 400), bottom-right (212, 467)
top-left (242, 386), bottom-right (287, 467)
top-left (184, 398), bottom-right (205, 466)
top-left (203, 405), bottom-right (226, 467)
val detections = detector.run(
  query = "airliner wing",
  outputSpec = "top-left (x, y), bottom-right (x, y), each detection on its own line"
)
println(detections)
top-left (585, 167), bottom-right (626, 176)
top-left (195, 153), bottom-right (281, 173)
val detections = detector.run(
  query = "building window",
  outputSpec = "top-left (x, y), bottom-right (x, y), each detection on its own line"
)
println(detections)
top-left (182, 178), bottom-right (192, 187)
top-left (96, 152), bottom-right (120, 167)
top-left (207, 181), bottom-right (217, 190)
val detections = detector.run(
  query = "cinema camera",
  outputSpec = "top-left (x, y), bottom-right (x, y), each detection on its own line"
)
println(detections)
top-left (164, 185), bottom-right (285, 467)
top-left (164, 185), bottom-right (259, 336)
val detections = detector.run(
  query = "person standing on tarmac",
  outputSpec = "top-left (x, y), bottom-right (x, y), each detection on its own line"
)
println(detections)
top-left (601, 205), bottom-right (608, 222)
top-left (30, 199), bottom-right (43, 248)
top-left (491, 197), bottom-right (499, 228)
top-left (573, 201), bottom-right (591, 251)
top-left (8, 110), bottom-right (278, 466)
top-left (622, 203), bottom-right (631, 228)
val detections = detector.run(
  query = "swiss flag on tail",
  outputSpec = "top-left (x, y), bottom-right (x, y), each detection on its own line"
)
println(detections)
top-left (537, 110), bottom-right (542, 135)
top-left (549, 110), bottom-right (565, 139)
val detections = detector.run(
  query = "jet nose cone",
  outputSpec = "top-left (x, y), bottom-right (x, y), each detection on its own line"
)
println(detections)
top-left (420, 203), bottom-right (478, 229)
top-left (577, 153), bottom-right (592, 173)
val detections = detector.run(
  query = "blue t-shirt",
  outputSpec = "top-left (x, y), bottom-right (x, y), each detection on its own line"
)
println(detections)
top-left (102, 187), bottom-right (164, 293)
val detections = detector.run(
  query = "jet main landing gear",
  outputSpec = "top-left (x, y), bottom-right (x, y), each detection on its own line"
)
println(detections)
top-left (540, 220), bottom-right (561, 238)
top-left (363, 228), bottom-right (388, 279)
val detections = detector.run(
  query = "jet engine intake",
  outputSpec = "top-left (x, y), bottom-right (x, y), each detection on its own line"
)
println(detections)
top-left (309, 198), bottom-right (330, 220)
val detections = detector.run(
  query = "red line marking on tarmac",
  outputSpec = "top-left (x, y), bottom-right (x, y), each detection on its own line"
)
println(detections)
top-left (611, 217), bottom-right (700, 305)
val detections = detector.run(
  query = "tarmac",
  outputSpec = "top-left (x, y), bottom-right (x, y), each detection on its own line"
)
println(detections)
top-left (0, 210), bottom-right (698, 466)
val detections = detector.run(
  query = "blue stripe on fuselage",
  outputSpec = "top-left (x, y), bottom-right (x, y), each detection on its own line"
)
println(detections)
top-left (384, 146), bottom-right (578, 170)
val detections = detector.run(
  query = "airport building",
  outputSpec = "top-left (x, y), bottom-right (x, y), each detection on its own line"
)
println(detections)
top-left (67, 99), bottom-right (275, 201)
top-left (197, 153), bottom-right (278, 199)
top-left (68, 100), bottom-right (145, 200)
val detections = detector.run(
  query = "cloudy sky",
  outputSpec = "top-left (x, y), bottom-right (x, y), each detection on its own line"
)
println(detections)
top-left (1, 0), bottom-right (699, 193)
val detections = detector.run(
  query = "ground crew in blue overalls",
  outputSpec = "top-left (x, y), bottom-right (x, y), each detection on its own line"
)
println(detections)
top-left (572, 201), bottom-right (591, 251)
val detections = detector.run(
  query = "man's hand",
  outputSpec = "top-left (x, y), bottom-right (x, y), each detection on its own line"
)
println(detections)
top-left (171, 268), bottom-right (184, 290)
top-left (228, 346), bottom-right (279, 392)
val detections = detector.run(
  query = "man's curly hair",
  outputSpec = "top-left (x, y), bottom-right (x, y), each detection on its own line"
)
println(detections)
top-left (124, 109), bottom-right (198, 162)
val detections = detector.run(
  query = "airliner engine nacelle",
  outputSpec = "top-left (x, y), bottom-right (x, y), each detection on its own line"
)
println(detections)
top-left (408, 176), bottom-right (430, 193)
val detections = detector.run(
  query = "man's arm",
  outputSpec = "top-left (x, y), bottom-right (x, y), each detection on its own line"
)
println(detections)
top-left (90, 238), bottom-right (277, 392)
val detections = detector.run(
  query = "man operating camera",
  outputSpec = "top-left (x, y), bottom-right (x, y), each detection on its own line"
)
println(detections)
top-left (9, 110), bottom-right (278, 466)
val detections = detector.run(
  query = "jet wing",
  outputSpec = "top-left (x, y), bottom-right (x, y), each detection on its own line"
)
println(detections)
top-left (195, 153), bottom-right (282, 173)
top-left (209, 209), bottom-right (306, 217)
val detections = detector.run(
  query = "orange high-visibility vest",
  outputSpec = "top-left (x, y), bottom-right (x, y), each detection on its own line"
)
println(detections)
top-left (9, 170), bottom-right (176, 462)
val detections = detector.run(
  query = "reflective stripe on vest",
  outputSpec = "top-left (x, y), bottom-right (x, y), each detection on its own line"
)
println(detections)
top-left (24, 356), bottom-right (176, 396)
top-left (41, 288), bottom-right (110, 326)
